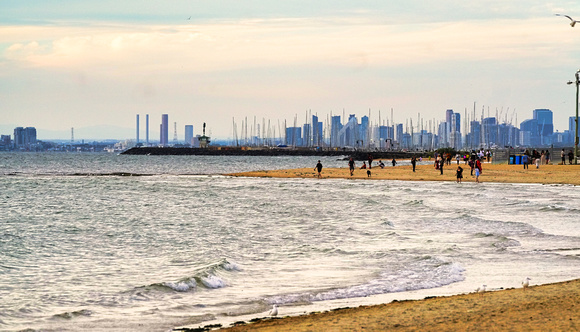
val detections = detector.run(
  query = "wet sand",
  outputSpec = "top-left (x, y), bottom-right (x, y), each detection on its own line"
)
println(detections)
top-left (226, 162), bottom-right (580, 185)
top-left (215, 162), bottom-right (580, 331)
top-left (219, 279), bottom-right (579, 332)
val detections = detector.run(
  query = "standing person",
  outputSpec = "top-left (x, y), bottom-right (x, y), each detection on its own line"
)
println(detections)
top-left (348, 158), bottom-right (355, 176)
top-left (468, 159), bottom-right (475, 176)
top-left (568, 150), bottom-right (574, 165)
top-left (367, 154), bottom-right (373, 169)
top-left (535, 157), bottom-right (540, 169)
top-left (540, 151), bottom-right (546, 165)
top-left (456, 166), bottom-right (463, 183)
top-left (411, 156), bottom-right (417, 172)
top-left (546, 150), bottom-right (550, 164)
top-left (439, 158), bottom-right (444, 175)
top-left (561, 149), bottom-right (566, 165)
top-left (475, 158), bottom-right (482, 183)
top-left (314, 160), bottom-right (323, 178)
top-left (456, 154), bottom-right (460, 164)
top-left (522, 153), bottom-right (529, 169)
top-left (391, 158), bottom-right (397, 167)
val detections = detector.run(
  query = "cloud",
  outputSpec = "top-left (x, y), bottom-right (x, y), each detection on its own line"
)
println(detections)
top-left (2, 16), bottom-right (575, 75)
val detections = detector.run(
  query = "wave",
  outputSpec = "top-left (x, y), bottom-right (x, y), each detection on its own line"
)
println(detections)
top-left (133, 259), bottom-right (240, 294)
top-left (51, 309), bottom-right (92, 320)
top-left (265, 256), bottom-right (464, 305)
top-left (403, 200), bottom-right (423, 206)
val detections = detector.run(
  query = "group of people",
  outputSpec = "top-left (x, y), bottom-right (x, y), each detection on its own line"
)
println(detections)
top-left (561, 149), bottom-right (575, 165)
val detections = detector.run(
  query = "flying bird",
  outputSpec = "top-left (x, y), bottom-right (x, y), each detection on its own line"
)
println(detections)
top-left (522, 277), bottom-right (531, 291)
top-left (269, 304), bottom-right (278, 317)
top-left (187, 16), bottom-right (191, 20)
top-left (555, 14), bottom-right (578, 27)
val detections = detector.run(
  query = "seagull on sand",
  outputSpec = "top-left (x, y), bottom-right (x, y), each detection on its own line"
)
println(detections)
top-left (555, 14), bottom-right (578, 27)
top-left (475, 284), bottom-right (487, 297)
top-left (269, 304), bottom-right (278, 317)
top-left (522, 277), bottom-right (531, 291)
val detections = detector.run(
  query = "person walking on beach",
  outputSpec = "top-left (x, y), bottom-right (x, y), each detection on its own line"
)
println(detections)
top-left (314, 160), bottom-right (323, 178)
top-left (367, 154), bottom-right (373, 169)
top-left (561, 149), bottom-right (566, 165)
top-left (475, 158), bottom-right (482, 183)
top-left (411, 156), bottom-right (417, 172)
top-left (456, 166), bottom-right (463, 183)
top-left (522, 153), bottom-right (529, 169)
top-left (348, 158), bottom-right (355, 176)
top-left (468, 159), bottom-right (475, 176)
top-left (391, 158), bottom-right (397, 167)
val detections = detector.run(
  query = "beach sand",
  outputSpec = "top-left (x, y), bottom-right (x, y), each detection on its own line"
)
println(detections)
top-left (226, 162), bottom-right (580, 185)
top-left (219, 279), bottom-right (579, 332)
top-left (214, 162), bottom-right (580, 331)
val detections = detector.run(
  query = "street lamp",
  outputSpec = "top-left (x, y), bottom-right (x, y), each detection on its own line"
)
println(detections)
top-left (567, 69), bottom-right (579, 164)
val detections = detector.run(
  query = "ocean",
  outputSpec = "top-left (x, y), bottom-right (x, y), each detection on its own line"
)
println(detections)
top-left (1, 153), bottom-right (579, 331)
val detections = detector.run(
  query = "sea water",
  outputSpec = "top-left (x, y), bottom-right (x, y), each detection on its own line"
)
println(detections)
top-left (1, 153), bottom-right (579, 331)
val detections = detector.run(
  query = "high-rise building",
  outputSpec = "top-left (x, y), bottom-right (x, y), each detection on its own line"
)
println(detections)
top-left (520, 119), bottom-right (539, 146)
top-left (13, 127), bottom-right (37, 147)
top-left (285, 127), bottom-right (301, 146)
top-left (533, 109), bottom-right (553, 137)
top-left (396, 123), bottom-right (403, 144)
top-left (302, 123), bottom-right (311, 147)
top-left (185, 125), bottom-right (194, 146)
top-left (161, 114), bottom-right (169, 146)
top-left (136, 114), bottom-right (140, 143)
top-left (146, 114), bottom-right (149, 145)
top-left (330, 116), bottom-right (342, 147)
top-left (445, 109), bottom-right (453, 124)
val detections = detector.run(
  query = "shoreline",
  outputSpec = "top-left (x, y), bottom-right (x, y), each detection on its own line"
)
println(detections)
top-left (211, 278), bottom-right (579, 331)
top-left (226, 163), bottom-right (580, 186)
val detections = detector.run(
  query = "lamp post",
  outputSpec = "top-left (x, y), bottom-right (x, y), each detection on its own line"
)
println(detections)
top-left (567, 70), bottom-right (580, 165)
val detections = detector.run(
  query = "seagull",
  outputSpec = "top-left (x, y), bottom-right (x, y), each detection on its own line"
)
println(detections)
top-left (187, 16), bottom-right (191, 20)
top-left (269, 304), bottom-right (278, 317)
top-left (475, 284), bottom-right (487, 297)
top-left (522, 277), bottom-right (531, 291)
top-left (555, 14), bottom-right (578, 27)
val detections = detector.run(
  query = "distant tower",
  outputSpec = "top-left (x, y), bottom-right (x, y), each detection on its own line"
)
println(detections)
top-left (173, 122), bottom-right (178, 144)
top-left (161, 114), bottom-right (169, 146)
top-left (71, 127), bottom-right (74, 143)
top-left (136, 114), bottom-right (140, 143)
top-left (146, 114), bottom-right (149, 145)
top-left (185, 125), bottom-right (194, 146)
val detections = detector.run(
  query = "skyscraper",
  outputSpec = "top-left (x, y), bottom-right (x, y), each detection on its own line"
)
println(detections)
top-left (13, 127), bottom-right (37, 147)
top-left (146, 114), bottom-right (149, 145)
top-left (136, 114), bottom-right (140, 143)
top-left (185, 125), bottom-right (194, 146)
top-left (533, 109), bottom-right (553, 136)
top-left (161, 114), bottom-right (169, 146)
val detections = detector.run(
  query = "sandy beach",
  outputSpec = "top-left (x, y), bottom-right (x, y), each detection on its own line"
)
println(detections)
top-left (219, 278), bottom-right (579, 331)
top-left (226, 162), bottom-right (580, 186)
top-left (215, 162), bottom-right (580, 331)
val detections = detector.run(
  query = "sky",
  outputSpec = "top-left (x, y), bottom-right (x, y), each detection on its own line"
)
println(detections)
top-left (1, 1), bottom-right (580, 140)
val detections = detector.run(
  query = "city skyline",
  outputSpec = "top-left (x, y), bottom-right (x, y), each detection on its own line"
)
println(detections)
top-left (1, 2), bottom-right (580, 139)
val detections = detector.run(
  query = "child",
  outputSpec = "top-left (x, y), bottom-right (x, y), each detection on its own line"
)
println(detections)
top-left (456, 166), bottom-right (463, 183)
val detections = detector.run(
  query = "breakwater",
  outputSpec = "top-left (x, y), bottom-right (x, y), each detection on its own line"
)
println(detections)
top-left (121, 147), bottom-right (419, 160)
